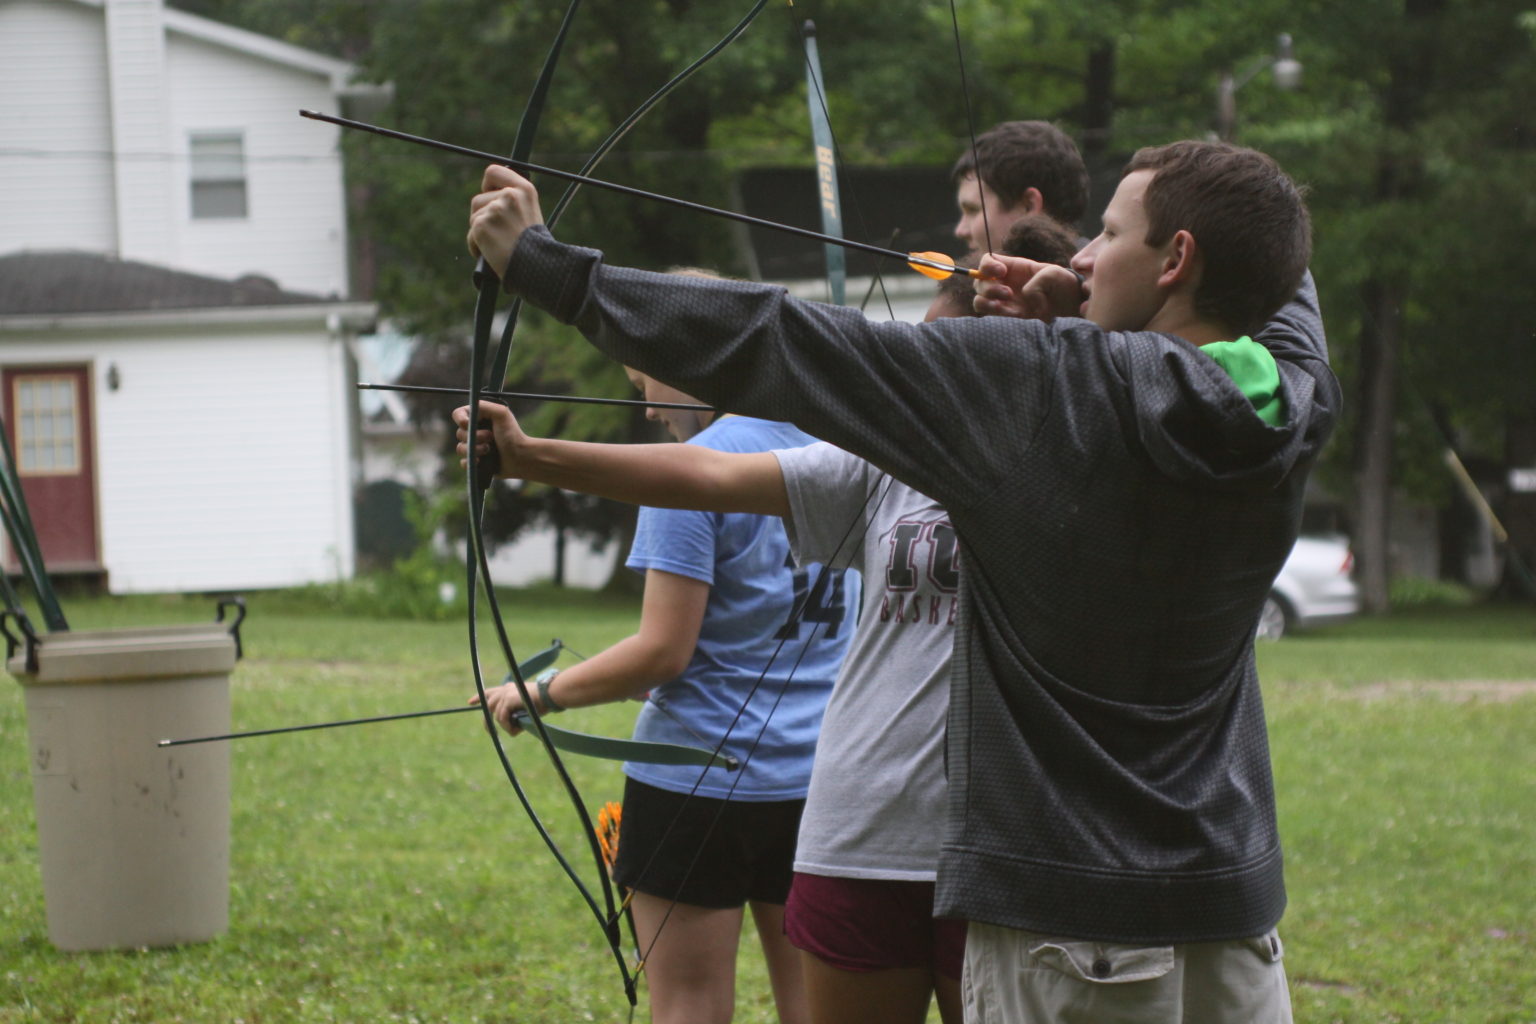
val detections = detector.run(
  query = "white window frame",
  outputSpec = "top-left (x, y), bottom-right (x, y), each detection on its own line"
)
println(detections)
top-left (189, 131), bottom-right (249, 219)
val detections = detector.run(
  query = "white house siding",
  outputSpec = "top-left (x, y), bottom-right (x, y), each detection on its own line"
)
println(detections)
top-left (0, 0), bottom-right (353, 298)
top-left (2, 319), bottom-right (356, 593)
top-left (167, 34), bottom-right (350, 297)
top-left (105, 0), bottom-right (178, 265)
top-left (0, 0), bottom-right (119, 255)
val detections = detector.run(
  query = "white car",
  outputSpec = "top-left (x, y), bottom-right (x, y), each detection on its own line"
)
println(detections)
top-left (1257, 534), bottom-right (1359, 640)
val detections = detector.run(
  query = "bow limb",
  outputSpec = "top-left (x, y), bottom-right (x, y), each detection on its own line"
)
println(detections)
top-left (519, 717), bottom-right (741, 771)
top-left (468, 287), bottom-right (628, 970)
top-left (462, 0), bottom-right (639, 1007)
top-left (483, 0), bottom-right (772, 396)
top-left (468, 272), bottom-right (641, 1007)
top-left (470, 0), bottom-right (792, 1004)
top-left (485, 2), bottom-right (774, 990)
top-left (474, 0), bottom-right (777, 904)
top-left (498, 641), bottom-right (737, 768)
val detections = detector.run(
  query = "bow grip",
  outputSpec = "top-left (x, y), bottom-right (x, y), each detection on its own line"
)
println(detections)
top-left (475, 417), bottom-right (500, 492)
top-left (471, 254), bottom-right (495, 291)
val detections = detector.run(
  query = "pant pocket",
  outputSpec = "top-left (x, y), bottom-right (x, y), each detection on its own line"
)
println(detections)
top-left (1244, 929), bottom-right (1285, 964)
top-left (1026, 937), bottom-right (1176, 984)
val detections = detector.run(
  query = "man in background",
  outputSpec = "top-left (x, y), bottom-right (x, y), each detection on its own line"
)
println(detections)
top-left (951, 120), bottom-right (1090, 256)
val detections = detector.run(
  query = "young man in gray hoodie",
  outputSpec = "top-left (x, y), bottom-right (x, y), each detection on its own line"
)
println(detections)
top-left (466, 139), bottom-right (1337, 1024)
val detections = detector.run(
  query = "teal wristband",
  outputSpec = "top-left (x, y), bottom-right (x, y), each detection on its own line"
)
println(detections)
top-left (534, 667), bottom-right (565, 713)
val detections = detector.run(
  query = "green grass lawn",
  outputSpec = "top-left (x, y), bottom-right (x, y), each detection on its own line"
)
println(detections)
top-left (2, 593), bottom-right (1533, 1022)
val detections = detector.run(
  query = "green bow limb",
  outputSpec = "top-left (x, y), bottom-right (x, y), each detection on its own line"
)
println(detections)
top-left (515, 713), bottom-right (740, 772)
top-left (153, 639), bottom-right (734, 772)
top-left (500, 640), bottom-right (738, 770)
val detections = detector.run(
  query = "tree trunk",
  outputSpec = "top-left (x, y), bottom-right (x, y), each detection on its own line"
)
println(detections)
top-left (1082, 43), bottom-right (1115, 163)
top-left (547, 489), bottom-right (569, 588)
top-left (600, 511), bottom-right (643, 597)
top-left (1080, 43), bottom-right (1115, 234)
top-left (1353, 280), bottom-right (1400, 612)
top-left (1350, 0), bottom-right (1444, 614)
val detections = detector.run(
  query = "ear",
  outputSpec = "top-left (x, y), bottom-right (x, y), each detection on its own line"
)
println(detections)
top-left (1017, 187), bottom-right (1045, 216)
top-left (1157, 229), bottom-right (1201, 290)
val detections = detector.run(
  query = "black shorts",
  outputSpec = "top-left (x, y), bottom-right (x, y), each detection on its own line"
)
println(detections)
top-left (610, 776), bottom-right (804, 909)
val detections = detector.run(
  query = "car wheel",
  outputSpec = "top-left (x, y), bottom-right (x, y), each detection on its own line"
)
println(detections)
top-left (1256, 595), bottom-right (1289, 641)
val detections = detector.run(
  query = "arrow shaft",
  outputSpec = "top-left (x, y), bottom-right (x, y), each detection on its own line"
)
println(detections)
top-left (301, 109), bottom-right (920, 268)
top-left (158, 702), bottom-right (737, 771)
top-left (359, 381), bottom-right (713, 412)
top-left (159, 705), bottom-right (474, 745)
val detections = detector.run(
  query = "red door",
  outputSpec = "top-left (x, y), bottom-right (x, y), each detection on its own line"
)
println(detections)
top-left (2, 365), bottom-right (101, 573)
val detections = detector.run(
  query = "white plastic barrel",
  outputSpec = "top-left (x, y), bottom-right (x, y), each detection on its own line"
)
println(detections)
top-left (6, 616), bottom-right (239, 951)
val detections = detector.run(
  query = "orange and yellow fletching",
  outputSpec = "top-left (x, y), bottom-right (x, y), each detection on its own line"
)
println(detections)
top-left (907, 251), bottom-right (963, 280)
top-left (906, 251), bottom-right (992, 282)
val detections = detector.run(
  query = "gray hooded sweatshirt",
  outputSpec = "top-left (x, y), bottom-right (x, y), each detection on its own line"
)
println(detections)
top-left (507, 226), bottom-right (1340, 944)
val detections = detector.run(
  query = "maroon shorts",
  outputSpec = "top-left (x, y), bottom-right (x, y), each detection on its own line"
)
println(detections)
top-left (784, 872), bottom-right (968, 980)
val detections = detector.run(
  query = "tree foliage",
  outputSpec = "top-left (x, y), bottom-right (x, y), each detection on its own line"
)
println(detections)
top-left (176, 0), bottom-right (1536, 591)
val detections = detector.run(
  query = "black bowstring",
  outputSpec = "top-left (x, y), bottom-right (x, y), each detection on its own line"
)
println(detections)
top-left (614, 3), bottom-right (910, 974)
top-left (949, 0), bottom-right (994, 257)
top-left (622, 472), bottom-right (899, 976)
top-left (621, 0), bottom-right (997, 990)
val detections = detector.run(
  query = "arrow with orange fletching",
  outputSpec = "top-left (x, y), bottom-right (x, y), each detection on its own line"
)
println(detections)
top-left (300, 110), bottom-right (992, 284)
top-left (906, 251), bottom-right (986, 281)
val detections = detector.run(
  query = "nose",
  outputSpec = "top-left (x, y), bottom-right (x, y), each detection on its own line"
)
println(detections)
top-left (1070, 244), bottom-right (1094, 277)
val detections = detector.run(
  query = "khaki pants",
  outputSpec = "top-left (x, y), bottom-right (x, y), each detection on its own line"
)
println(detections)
top-left (962, 922), bottom-right (1292, 1024)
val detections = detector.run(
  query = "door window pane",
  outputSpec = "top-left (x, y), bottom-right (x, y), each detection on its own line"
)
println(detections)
top-left (14, 376), bottom-right (79, 475)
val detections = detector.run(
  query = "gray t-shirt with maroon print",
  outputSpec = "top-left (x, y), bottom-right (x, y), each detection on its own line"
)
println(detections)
top-left (775, 441), bottom-right (954, 881)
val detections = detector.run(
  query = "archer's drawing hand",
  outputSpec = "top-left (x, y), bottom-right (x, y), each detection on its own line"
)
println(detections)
top-left (973, 253), bottom-right (1084, 322)
top-left (453, 400), bottom-right (529, 479)
top-left (469, 681), bottom-right (529, 737)
top-left (467, 165), bottom-right (546, 282)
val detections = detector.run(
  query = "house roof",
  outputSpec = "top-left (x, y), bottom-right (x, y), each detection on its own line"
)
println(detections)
top-left (0, 250), bottom-right (335, 315)
top-left (70, 0), bottom-right (390, 103)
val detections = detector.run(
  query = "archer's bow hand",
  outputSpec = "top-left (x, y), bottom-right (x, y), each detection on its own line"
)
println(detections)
top-left (467, 165), bottom-right (547, 285)
top-left (453, 400), bottom-right (529, 479)
top-left (468, 681), bottom-right (530, 737)
top-left (972, 253), bottom-right (1084, 323)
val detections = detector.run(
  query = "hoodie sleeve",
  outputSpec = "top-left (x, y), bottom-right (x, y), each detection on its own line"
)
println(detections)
top-left (1251, 271), bottom-right (1342, 464)
top-left (505, 225), bottom-right (1063, 514)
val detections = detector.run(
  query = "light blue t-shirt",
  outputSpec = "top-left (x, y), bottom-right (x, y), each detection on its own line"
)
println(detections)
top-left (624, 415), bottom-right (857, 800)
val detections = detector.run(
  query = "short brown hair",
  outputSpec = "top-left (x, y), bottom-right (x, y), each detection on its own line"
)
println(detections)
top-left (1000, 214), bottom-right (1078, 267)
top-left (951, 121), bottom-right (1089, 227)
top-left (932, 262), bottom-right (981, 317)
top-left (1123, 141), bottom-right (1310, 336)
